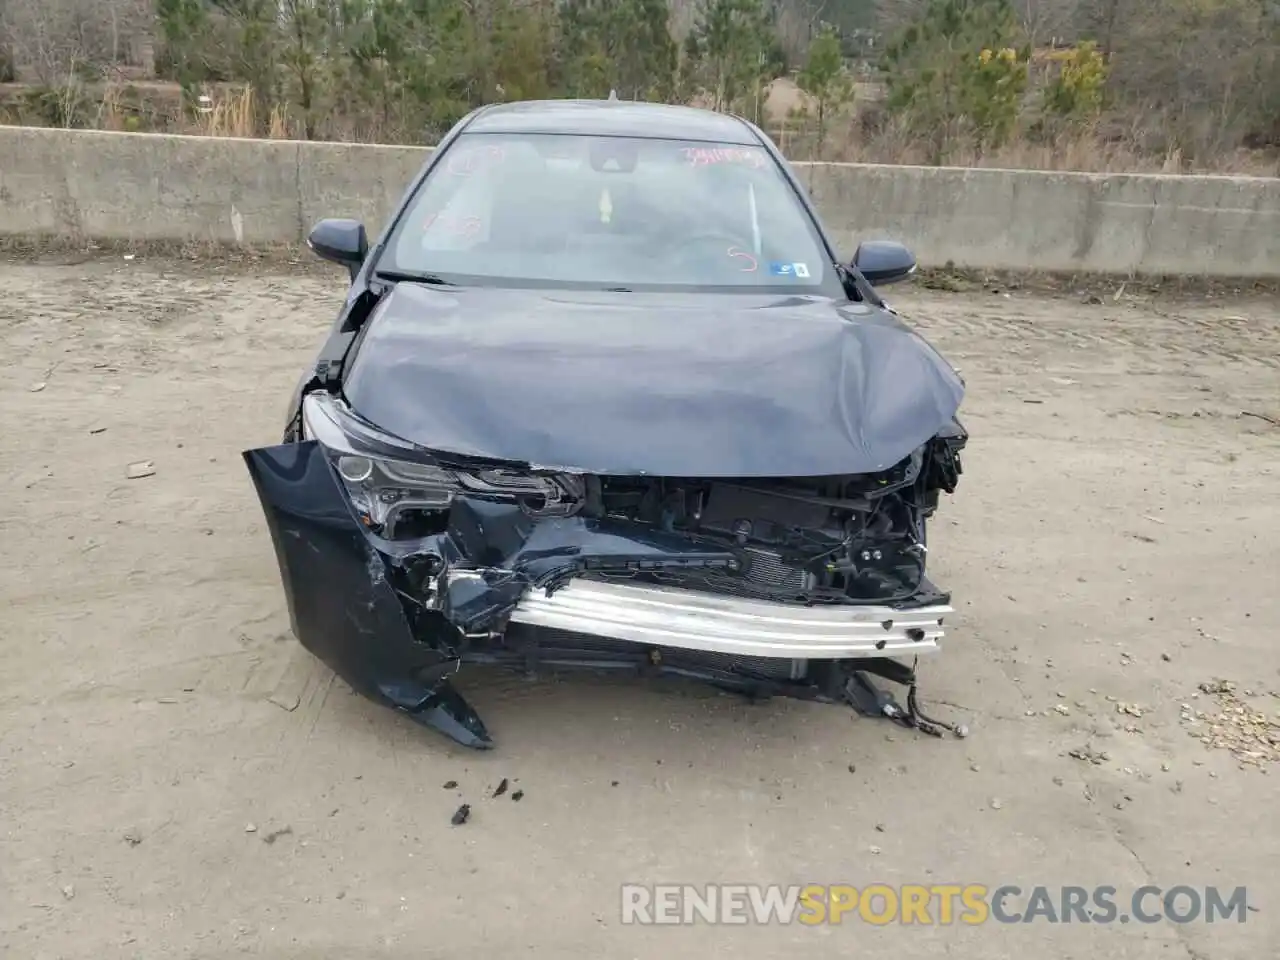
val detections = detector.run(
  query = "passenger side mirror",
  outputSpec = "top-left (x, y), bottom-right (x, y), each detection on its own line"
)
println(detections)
top-left (307, 219), bottom-right (368, 279)
top-left (852, 240), bottom-right (917, 286)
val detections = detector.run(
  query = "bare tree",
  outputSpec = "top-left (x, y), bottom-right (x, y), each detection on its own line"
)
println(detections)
top-left (1075, 0), bottom-right (1125, 59)
top-left (0, 0), bottom-right (14, 81)
top-left (774, 0), bottom-right (831, 63)
top-left (874, 0), bottom-right (928, 33)
top-left (1101, 0), bottom-right (1278, 159)
top-left (1016, 0), bottom-right (1079, 46)
top-left (0, 0), bottom-right (152, 83)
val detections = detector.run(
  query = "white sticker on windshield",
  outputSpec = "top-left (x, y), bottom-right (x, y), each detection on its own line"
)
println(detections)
top-left (769, 261), bottom-right (811, 278)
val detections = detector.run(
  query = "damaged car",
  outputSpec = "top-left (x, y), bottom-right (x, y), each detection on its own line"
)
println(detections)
top-left (244, 99), bottom-right (968, 749)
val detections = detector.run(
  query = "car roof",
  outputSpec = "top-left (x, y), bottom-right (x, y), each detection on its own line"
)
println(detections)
top-left (465, 99), bottom-right (760, 146)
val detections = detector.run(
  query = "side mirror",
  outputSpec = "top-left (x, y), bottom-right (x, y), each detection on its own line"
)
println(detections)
top-left (307, 219), bottom-right (368, 279)
top-left (852, 240), bottom-right (917, 286)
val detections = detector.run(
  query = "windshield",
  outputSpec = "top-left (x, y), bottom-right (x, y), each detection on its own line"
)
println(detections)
top-left (380, 132), bottom-right (838, 293)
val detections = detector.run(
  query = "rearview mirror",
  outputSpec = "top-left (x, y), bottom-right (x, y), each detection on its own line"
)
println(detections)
top-left (307, 219), bottom-right (368, 279)
top-left (852, 240), bottom-right (917, 286)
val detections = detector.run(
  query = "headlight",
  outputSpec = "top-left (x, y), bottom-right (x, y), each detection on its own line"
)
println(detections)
top-left (301, 393), bottom-right (580, 536)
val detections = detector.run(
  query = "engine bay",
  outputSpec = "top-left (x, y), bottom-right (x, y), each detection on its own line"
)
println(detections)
top-left (579, 428), bottom-right (966, 605)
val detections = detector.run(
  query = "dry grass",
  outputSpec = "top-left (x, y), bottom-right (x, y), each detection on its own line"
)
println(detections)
top-left (844, 124), bottom-right (1276, 176)
top-left (3, 76), bottom-right (1277, 176)
top-left (759, 77), bottom-right (1278, 176)
top-left (5, 78), bottom-right (299, 139)
top-left (770, 110), bottom-right (1279, 176)
top-left (844, 132), bottom-right (1278, 176)
top-left (169, 85), bottom-right (294, 139)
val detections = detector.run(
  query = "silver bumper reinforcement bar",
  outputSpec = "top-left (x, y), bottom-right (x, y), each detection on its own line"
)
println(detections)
top-left (508, 579), bottom-right (951, 659)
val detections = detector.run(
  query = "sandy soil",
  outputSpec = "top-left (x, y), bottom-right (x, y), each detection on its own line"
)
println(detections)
top-left (1, 256), bottom-right (1277, 959)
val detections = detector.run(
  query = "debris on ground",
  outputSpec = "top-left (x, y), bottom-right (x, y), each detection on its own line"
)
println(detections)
top-left (442, 780), bottom-right (458, 790)
top-left (492, 778), bottom-right (509, 799)
top-left (989, 798), bottom-right (1004, 810)
top-left (1181, 680), bottom-right (1279, 767)
top-left (263, 825), bottom-right (293, 845)
top-left (918, 271), bottom-right (967, 293)
top-left (122, 830), bottom-right (142, 846)
top-left (511, 789), bottom-right (524, 802)
top-left (126, 460), bottom-right (156, 479)
top-left (1199, 679), bottom-right (1234, 695)
top-left (61, 884), bottom-right (75, 900)
top-left (1068, 746), bottom-right (1111, 764)
top-left (244, 823), bottom-right (257, 833)
top-left (451, 804), bottom-right (471, 826)
top-left (1241, 410), bottom-right (1279, 427)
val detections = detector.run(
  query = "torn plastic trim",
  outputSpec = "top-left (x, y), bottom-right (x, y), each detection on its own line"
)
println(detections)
top-left (243, 439), bottom-right (493, 747)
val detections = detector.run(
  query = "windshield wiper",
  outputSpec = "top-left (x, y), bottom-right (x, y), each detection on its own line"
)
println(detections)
top-left (374, 269), bottom-right (457, 287)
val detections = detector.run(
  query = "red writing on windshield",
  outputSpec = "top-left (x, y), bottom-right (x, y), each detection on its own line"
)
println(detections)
top-left (727, 247), bottom-right (758, 272)
top-left (446, 144), bottom-right (506, 176)
top-left (683, 147), bottom-right (766, 169)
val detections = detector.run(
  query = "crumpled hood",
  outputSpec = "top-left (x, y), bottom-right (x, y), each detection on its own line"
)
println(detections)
top-left (341, 282), bottom-right (964, 477)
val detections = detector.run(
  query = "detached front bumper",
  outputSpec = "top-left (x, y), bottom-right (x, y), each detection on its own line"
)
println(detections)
top-left (511, 579), bottom-right (950, 659)
top-left (245, 440), bottom-right (955, 748)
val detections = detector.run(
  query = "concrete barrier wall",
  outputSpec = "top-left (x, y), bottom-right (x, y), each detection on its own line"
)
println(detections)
top-left (2, 126), bottom-right (1277, 276)
top-left (802, 163), bottom-right (1280, 277)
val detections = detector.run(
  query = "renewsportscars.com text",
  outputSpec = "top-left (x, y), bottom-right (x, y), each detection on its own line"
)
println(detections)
top-left (620, 884), bottom-right (1250, 926)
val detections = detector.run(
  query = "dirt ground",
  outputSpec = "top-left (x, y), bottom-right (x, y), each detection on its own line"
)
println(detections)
top-left (1, 256), bottom-right (1277, 959)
